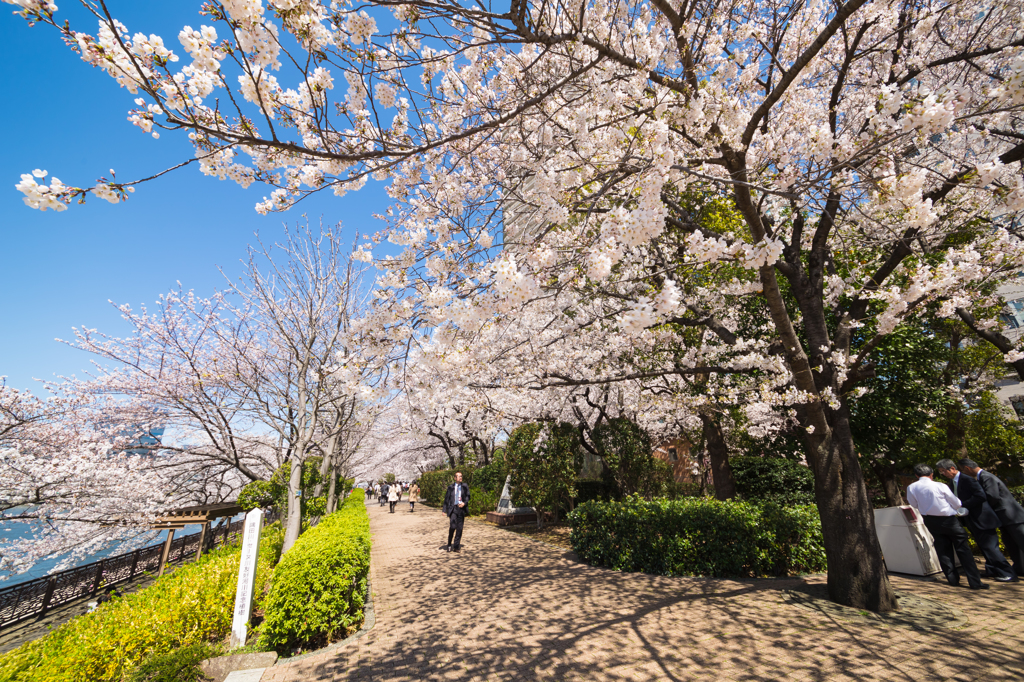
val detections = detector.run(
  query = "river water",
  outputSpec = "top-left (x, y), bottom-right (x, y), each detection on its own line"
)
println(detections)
top-left (0, 516), bottom-right (221, 587)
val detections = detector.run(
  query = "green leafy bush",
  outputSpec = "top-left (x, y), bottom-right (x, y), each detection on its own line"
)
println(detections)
top-left (1011, 486), bottom-right (1024, 507)
top-left (418, 468), bottom-right (475, 506)
top-left (473, 455), bottom-right (509, 494)
top-left (258, 489), bottom-right (370, 654)
top-left (569, 497), bottom-right (826, 578)
top-left (239, 479), bottom-right (281, 511)
top-left (575, 479), bottom-right (614, 504)
top-left (467, 487), bottom-right (498, 516)
top-left (592, 418), bottom-right (666, 497)
top-left (730, 456), bottom-right (816, 505)
top-left (0, 524), bottom-right (284, 682)
top-left (506, 422), bottom-right (580, 523)
top-left (127, 642), bottom-right (219, 682)
top-left (418, 465), bottom-right (507, 508)
top-left (239, 459), bottom-right (342, 519)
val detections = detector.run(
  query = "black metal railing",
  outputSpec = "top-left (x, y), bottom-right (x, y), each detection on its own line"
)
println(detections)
top-left (0, 510), bottom-right (278, 630)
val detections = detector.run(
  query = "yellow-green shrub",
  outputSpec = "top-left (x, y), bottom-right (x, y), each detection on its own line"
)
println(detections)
top-left (0, 524), bottom-right (283, 682)
top-left (258, 489), bottom-right (370, 654)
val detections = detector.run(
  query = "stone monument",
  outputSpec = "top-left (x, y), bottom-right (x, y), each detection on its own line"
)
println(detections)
top-left (230, 508), bottom-right (263, 649)
top-left (486, 474), bottom-right (537, 526)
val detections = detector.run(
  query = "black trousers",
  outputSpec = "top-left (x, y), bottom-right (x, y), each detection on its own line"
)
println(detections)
top-left (389, 501), bottom-right (397, 513)
top-left (923, 515), bottom-right (982, 588)
top-left (447, 511), bottom-right (465, 548)
top-left (1000, 523), bottom-right (1024, 577)
top-left (969, 524), bottom-right (1015, 579)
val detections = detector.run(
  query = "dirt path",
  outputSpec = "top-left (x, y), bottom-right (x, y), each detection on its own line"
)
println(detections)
top-left (262, 501), bottom-right (1024, 681)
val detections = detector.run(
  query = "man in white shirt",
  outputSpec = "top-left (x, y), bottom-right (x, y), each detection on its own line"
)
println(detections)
top-left (906, 463), bottom-right (987, 590)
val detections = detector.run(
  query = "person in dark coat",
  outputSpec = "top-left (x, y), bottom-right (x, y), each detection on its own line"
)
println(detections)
top-left (441, 472), bottom-right (470, 552)
top-left (960, 458), bottom-right (1024, 578)
top-left (937, 459), bottom-right (1016, 581)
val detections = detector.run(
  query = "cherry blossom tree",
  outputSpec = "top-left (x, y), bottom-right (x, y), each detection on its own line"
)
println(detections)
top-left (0, 378), bottom-right (177, 577)
top-left (9, 0), bottom-right (1024, 610)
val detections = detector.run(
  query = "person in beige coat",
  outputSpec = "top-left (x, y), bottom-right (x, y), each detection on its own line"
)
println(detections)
top-left (408, 484), bottom-right (420, 512)
top-left (387, 484), bottom-right (400, 513)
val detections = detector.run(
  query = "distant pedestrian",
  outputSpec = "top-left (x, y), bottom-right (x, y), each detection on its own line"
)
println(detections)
top-left (936, 459), bottom-right (1016, 582)
top-left (441, 472), bottom-right (470, 552)
top-left (409, 483), bottom-right (420, 512)
top-left (380, 483), bottom-right (389, 507)
top-left (388, 484), bottom-right (400, 513)
top-left (906, 463), bottom-right (986, 589)
top-left (959, 459), bottom-right (1024, 578)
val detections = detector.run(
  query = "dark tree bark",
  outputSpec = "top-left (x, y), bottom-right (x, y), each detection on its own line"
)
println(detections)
top-left (870, 459), bottom-right (904, 507)
top-left (804, 402), bottom-right (897, 611)
top-left (944, 402), bottom-right (968, 460)
top-left (700, 413), bottom-right (736, 500)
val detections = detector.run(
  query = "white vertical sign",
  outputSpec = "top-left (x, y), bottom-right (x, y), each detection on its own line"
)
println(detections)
top-left (230, 508), bottom-right (263, 649)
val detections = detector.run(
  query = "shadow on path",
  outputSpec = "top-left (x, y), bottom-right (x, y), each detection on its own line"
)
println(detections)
top-left (264, 503), bottom-right (1024, 682)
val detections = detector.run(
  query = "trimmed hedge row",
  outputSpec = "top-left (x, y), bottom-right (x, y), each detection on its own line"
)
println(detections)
top-left (0, 524), bottom-right (284, 682)
top-left (569, 497), bottom-right (826, 578)
top-left (258, 489), bottom-right (370, 654)
top-left (416, 462), bottom-right (507, 508)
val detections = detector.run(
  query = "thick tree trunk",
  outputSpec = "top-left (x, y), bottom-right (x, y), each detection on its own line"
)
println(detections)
top-left (810, 403), bottom-right (899, 611)
top-left (282, 458), bottom-right (304, 553)
top-left (754, 263), bottom-right (897, 611)
top-left (870, 459), bottom-right (904, 507)
top-left (701, 413), bottom-right (736, 500)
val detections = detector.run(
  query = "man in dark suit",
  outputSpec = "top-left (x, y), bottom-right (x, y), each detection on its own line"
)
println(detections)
top-left (937, 459), bottom-right (1016, 581)
top-left (960, 458), bottom-right (1024, 578)
top-left (441, 472), bottom-right (470, 553)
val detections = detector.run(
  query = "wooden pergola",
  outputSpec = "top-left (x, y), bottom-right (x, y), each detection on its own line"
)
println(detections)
top-left (151, 502), bottom-right (244, 576)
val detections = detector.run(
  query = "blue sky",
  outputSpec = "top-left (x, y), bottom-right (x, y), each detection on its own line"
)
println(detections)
top-left (0, 4), bottom-right (391, 392)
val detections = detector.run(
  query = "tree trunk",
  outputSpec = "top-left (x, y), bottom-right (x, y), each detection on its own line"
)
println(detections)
top-left (810, 403), bottom-right (899, 611)
top-left (754, 262), bottom-right (897, 611)
top-left (282, 458), bottom-right (304, 553)
top-left (871, 459), bottom-right (904, 507)
top-left (945, 402), bottom-right (968, 460)
top-left (326, 466), bottom-right (339, 514)
top-left (701, 413), bottom-right (736, 500)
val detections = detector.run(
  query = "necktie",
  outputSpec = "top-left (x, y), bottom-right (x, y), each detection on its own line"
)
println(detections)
top-left (953, 477), bottom-right (958, 496)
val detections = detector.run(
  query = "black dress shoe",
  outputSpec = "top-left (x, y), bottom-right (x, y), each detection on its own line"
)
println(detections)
top-left (968, 584), bottom-right (990, 590)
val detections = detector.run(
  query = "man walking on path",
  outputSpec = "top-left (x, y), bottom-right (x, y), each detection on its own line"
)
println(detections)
top-left (936, 459), bottom-right (1017, 582)
top-left (441, 472), bottom-right (470, 552)
top-left (906, 464), bottom-right (987, 590)
top-left (960, 458), bottom-right (1024, 577)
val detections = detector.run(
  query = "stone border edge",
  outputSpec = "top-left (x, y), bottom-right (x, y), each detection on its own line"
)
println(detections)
top-left (271, 576), bottom-right (375, 666)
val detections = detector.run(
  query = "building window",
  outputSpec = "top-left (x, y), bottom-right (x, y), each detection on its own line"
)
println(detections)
top-left (1001, 299), bottom-right (1024, 329)
top-left (668, 447), bottom-right (678, 462)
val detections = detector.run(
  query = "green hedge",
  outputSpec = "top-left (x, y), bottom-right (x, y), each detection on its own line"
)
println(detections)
top-left (417, 462), bottom-right (508, 508)
top-left (258, 489), bottom-right (370, 654)
top-left (569, 497), bottom-right (826, 578)
top-left (0, 524), bottom-right (284, 682)
top-left (730, 456), bottom-right (816, 505)
top-left (467, 487), bottom-right (498, 516)
top-left (417, 469), bottom-right (463, 507)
